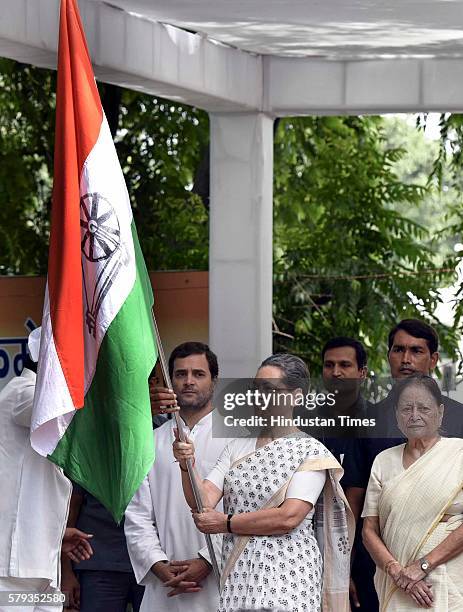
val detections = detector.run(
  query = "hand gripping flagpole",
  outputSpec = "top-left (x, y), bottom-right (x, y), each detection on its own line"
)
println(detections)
top-left (151, 312), bottom-right (221, 589)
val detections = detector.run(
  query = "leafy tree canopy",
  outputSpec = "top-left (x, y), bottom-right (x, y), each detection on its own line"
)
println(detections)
top-left (273, 115), bottom-right (460, 374)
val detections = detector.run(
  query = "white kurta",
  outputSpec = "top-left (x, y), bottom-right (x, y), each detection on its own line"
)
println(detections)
top-left (125, 412), bottom-right (233, 612)
top-left (0, 369), bottom-right (71, 603)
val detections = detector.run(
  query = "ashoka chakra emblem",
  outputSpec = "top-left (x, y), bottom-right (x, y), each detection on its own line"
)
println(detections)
top-left (80, 192), bottom-right (121, 262)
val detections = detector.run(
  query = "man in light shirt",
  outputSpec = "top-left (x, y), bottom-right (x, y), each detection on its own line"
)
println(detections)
top-left (125, 342), bottom-right (233, 612)
top-left (0, 328), bottom-right (93, 612)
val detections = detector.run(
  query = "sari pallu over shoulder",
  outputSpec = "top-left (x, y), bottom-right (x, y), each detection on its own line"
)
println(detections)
top-left (220, 435), bottom-right (355, 612)
top-left (376, 438), bottom-right (463, 611)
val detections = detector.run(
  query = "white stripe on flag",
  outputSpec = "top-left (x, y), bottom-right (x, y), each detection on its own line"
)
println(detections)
top-left (31, 286), bottom-right (76, 455)
top-left (80, 115), bottom-right (136, 394)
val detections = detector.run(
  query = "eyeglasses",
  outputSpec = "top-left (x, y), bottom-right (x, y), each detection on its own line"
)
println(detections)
top-left (251, 383), bottom-right (294, 394)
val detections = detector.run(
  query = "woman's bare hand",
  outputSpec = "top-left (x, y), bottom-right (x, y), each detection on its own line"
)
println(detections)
top-left (408, 580), bottom-right (433, 608)
top-left (395, 560), bottom-right (426, 591)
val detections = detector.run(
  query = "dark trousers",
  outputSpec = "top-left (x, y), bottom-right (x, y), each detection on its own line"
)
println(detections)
top-left (351, 544), bottom-right (379, 612)
top-left (78, 570), bottom-right (144, 612)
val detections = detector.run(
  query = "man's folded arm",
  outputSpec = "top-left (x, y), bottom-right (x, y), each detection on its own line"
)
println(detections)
top-left (124, 475), bottom-right (168, 585)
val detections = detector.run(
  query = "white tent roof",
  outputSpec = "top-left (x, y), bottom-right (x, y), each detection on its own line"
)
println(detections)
top-left (1, 0), bottom-right (463, 114)
top-left (107, 0), bottom-right (463, 59)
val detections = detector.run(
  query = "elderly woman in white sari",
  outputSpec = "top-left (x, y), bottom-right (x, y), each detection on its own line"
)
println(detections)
top-left (173, 353), bottom-right (354, 612)
top-left (362, 374), bottom-right (463, 611)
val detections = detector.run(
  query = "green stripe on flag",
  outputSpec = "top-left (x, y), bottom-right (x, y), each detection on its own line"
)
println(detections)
top-left (50, 223), bottom-right (157, 522)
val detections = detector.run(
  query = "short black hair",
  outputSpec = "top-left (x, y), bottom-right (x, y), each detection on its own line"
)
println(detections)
top-left (321, 337), bottom-right (367, 370)
top-left (388, 319), bottom-right (439, 355)
top-left (259, 353), bottom-right (310, 395)
top-left (168, 342), bottom-right (219, 380)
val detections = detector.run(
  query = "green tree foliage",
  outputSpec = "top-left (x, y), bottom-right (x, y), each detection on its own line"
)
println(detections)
top-left (273, 116), bottom-right (459, 374)
top-left (423, 113), bottom-right (463, 349)
top-left (0, 59), bottom-right (209, 274)
top-left (383, 116), bottom-right (460, 261)
top-left (114, 91), bottom-right (209, 270)
top-left (0, 60), bottom-right (55, 274)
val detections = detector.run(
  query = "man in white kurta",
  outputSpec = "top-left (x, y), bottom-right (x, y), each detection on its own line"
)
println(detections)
top-left (125, 342), bottom-right (233, 612)
top-left (0, 330), bottom-right (71, 612)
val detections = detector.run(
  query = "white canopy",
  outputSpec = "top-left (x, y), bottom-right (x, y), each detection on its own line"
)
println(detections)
top-left (2, 0), bottom-right (463, 114)
top-left (106, 0), bottom-right (463, 59)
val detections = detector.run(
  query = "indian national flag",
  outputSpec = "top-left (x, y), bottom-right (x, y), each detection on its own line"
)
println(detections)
top-left (31, 0), bottom-right (157, 522)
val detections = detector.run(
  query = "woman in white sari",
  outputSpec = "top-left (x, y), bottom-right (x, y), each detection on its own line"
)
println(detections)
top-left (173, 353), bottom-right (354, 612)
top-left (362, 374), bottom-right (463, 611)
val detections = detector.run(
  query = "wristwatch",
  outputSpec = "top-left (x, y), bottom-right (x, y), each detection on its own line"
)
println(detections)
top-left (419, 557), bottom-right (431, 574)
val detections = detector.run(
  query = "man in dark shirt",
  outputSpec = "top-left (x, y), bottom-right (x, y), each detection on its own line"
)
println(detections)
top-left (61, 374), bottom-right (169, 611)
top-left (369, 318), bottom-right (463, 455)
top-left (318, 337), bottom-right (378, 611)
top-left (320, 336), bottom-right (369, 462)
top-left (62, 484), bottom-right (145, 612)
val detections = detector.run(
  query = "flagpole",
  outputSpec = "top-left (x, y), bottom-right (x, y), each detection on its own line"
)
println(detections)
top-left (151, 312), bottom-right (221, 589)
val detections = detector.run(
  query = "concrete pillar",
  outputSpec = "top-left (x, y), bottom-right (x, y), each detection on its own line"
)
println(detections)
top-left (209, 113), bottom-right (273, 377)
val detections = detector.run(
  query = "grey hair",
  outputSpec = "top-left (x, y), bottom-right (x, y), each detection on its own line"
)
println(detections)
top-left (393, 373), bottom-right (446, 436)
top-left (259, 353), bottom-right (310, 395)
